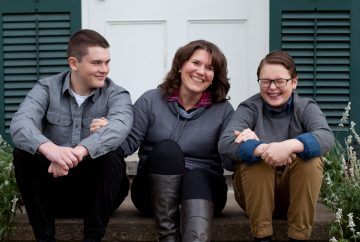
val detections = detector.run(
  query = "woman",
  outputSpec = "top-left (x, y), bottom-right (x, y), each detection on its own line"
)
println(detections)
top-left (107, 40), bottom-right (233, 241)
top-left (218, 50), bottom-right (335, 241)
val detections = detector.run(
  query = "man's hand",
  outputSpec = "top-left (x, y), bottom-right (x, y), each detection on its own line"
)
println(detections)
top-left (48, 163), bottom-right (69, 177)
top-left (72, 145), bottom-right (89, 162)
top-left (234, 128), bottom-right (259, 144)
top-left (38, 142), bottom-right (79, 177)
top-left (90, 117), bottom-right (108, 133)
top-left (38, 142), bottom-right (79, 168)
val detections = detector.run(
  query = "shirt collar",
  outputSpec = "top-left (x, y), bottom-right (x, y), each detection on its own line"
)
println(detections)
top-left (264, 94), bottom-right (293, 115)
top-left (167, 89), bottom-right (212, 109)
top-left (61, 72), bottom-right (72, 95)
top-left (62, 71), bottom-right (99, 103)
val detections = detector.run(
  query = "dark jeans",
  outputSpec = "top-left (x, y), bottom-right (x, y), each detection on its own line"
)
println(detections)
top-left (13, 148), bottom-right (129, 240)
top-left (131, 139), bottom-right (227, 217)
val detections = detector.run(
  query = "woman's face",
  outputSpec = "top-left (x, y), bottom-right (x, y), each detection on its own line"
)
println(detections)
top-left (179, 49), bottom-right (214, 97)
top-left (259, 63), bottom-right (298, 109)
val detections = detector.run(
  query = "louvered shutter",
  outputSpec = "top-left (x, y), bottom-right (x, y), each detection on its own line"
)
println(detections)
top-left (282, 10), bottom-right (350, 131)
top-left (0, 0), bottom-right (81, 143)
top-left (270, 0), bottom-right (360, 132)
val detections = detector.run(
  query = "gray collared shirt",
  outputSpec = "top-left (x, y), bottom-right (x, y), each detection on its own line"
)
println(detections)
top-left (10, 71), bottom-right (133, 158)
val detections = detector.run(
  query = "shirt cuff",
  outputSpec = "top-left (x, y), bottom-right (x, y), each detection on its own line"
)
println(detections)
top-left (238, 139), bottom-right (263, 165)
top-left (296, 133), bottom-right (321, 160)
top-left (79, 137), bottom-right (104, 159)
top-left (28, 135), bottom-right (51, 155)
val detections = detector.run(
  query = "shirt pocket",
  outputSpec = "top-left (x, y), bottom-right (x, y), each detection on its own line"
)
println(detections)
top-left (82, 118), bottom-right (93, 138)
top-left (44, 110), bottom-right (73, 145)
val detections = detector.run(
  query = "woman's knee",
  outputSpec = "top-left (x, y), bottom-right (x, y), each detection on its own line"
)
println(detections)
top-left (146, 139), bottom-right (185, 174)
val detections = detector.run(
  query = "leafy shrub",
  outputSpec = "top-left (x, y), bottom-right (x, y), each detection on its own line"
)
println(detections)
top-left (0, 136), bottom-right (20, 240)
top-left (321, 102), bottom-right (360, 241)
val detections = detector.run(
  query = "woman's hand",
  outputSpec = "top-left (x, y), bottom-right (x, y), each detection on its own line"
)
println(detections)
top-left (234, 128), bottom-right (259, 144)
top-left (90, 117), bottom-right (108, 133)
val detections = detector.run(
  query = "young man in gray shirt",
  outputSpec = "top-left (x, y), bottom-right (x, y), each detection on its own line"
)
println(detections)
top-left (218, 50), bottom-right (334, 242)
top-left (10, 29), bottom-right (133, 242)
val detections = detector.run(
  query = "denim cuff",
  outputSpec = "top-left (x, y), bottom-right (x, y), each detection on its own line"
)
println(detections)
top-left (296, 133), bottom-right (321, 160)
top-left (238, 139), bottom-right (263, 165)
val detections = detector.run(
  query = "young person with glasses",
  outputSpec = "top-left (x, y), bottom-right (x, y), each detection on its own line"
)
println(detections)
top-left (218, 50), bottom-right (335, 242)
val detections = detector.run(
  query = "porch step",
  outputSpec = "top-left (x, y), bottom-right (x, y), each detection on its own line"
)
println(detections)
top-left (9, 192), bottom-right (334, 242)
top-left (8, 156), bottom-right (335, 242)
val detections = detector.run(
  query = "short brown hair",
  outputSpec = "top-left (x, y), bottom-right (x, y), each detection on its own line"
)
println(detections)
top-left (257, 50), bottom-right (297, 79)
top-left (159, 40), bottom-right (230, 102)
top-left (67, 29), bottom-right (110, 61)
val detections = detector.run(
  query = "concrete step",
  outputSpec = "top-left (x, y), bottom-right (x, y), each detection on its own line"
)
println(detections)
top-left (9, 191), bottom-right (334, 242)
top-left (8, 157), bottom-right (335, 242)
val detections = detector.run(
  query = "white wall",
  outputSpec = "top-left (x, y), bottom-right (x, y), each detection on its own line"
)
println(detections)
top-left (82, 0), bottom-right (269, 107)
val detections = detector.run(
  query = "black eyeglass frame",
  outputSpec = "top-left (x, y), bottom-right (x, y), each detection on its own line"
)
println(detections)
top-left (257, 78), bottom-right (292, 88)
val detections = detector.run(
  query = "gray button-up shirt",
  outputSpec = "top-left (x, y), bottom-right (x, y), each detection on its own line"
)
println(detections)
top-left (10, 71), bottom-right (133, 158)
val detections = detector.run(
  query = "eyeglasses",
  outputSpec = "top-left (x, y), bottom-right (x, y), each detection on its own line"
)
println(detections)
top-left (257, 78), bottom-right (292, 88)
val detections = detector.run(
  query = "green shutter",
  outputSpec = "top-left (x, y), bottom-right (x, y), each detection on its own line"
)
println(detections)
top-left (0, 0), bottom-right (81, 143)
top-left (282, 10), bottom-right (350, 131)
top-left (270, 0), bottom-right (360, 133)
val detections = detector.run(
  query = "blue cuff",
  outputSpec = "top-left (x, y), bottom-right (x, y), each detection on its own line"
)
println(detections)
top-left (238, 139), bottom-right (263, 165)
top-left (296, 133), bottom-right (321, 160)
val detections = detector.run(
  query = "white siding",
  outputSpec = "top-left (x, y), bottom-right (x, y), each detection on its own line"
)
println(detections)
top-left (82, 0), bottom-right (269, 107)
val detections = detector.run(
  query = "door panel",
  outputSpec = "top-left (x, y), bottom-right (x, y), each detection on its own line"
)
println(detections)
top-left (82, 0), bottom-right (269, 107)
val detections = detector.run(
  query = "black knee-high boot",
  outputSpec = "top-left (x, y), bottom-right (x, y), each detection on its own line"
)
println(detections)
top-left (149, 174), bottom-right (182, 242)
top-left (181, 199), bottom-right (214, 242)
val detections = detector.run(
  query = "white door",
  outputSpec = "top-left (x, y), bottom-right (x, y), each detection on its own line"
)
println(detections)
top-left (82, 0), bottom-right (269, 107)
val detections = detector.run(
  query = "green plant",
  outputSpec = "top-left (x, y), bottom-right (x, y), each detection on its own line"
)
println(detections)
top-left (321, 102), bottom-right (360, 242)
top-left (0, 135), bottom-right (20, 240)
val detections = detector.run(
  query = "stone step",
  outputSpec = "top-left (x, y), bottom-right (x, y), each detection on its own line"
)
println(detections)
top-left (10, 191), bottom-right (334, 242)
top-left (9, 157), bottom-right (335, 242)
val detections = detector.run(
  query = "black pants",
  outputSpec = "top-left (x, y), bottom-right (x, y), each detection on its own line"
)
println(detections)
top-left (13, 148), bottom-right (129, 240)
top-left (131, 139), bottom-right (227, 217)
